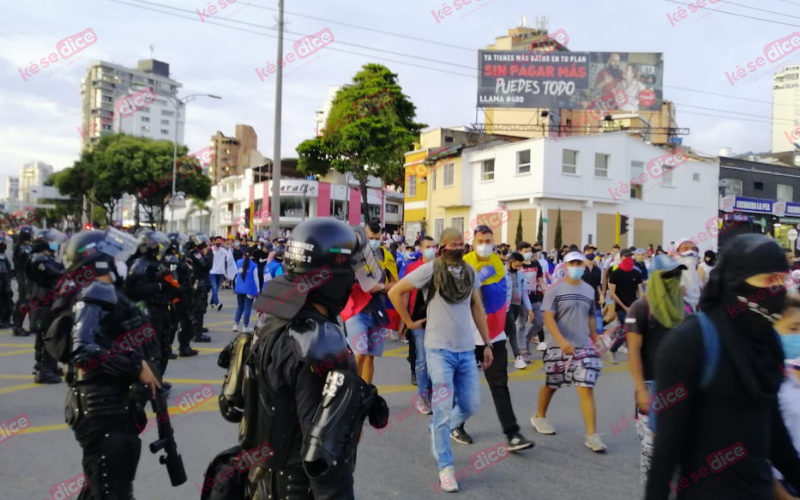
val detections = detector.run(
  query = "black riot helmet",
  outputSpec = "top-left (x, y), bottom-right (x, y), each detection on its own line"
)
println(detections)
top-left (255, 218), bottom-right (365, 319)
top-left (17, 225), bottom-right (34, 243)
top-left (31, 228), bottom-right (67, 254)
top-left (136, 230), bottom-right (170, 259)
top-left (62, 228), bottom-right (138, 276)
top-left (167, 232), bottom-right (189, 254)
top-left (190, 233), bottom-right (211, 250)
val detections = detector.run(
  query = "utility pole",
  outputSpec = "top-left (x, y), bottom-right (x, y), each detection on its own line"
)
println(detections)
top-left (615, 211), bottom-right (620, 245)
top-left (269, 0), bottom-right (285, 237)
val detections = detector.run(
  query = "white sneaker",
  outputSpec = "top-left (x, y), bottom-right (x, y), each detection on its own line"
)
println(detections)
top-left (530, 415), bottom-right (556, 435)
top-left (537, 342), bottom-right (548, 352)
top-left (601, 350), bottom-right (617, 364)
top-left (232, 323), bottom-right (239, 332)
top-left (438, 466), bottom-right (459, 492)
top-left (585, 434), bottom-right (607, 452)
top-left (415, 400), bottom-right (432, 415)
top-left (514, 356), bottom-right (527, 369)
top-left (619, 345), bottom-right (628, 354)
top-left (243, 326), bottom-right (253, 333)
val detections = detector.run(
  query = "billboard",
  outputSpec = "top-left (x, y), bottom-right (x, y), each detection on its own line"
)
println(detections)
top-left (477, 51), bottom-right (663, 111)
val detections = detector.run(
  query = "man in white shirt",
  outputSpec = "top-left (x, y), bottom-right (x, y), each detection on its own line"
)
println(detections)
top-left (209, 237), bottom-right (236, 311)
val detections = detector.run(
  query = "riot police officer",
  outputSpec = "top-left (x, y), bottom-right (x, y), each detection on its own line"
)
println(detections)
top-left (184, 233), bottom-right (212, 343)
top-left (0, 236), bottom-right (14, 328)
top-left (205, 218), bottom-right (389, 500)
top-left (56, 228), bottom-right (161, 499)
top-left (126, 231), bottom-right (172, 380)
top-left (167, 232), bottom-right (199, 357)
top-left (11, 225), bottom-right (34, 337)
top-left (28, 228), bottom-right (67, 384)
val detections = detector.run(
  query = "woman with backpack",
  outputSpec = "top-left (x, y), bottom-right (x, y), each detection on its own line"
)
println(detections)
top-left (645, 234), bottom-right (800, 499)
top-left (232, 246), bottom-right (259, 333)
top-left (625, 254), bottom-right (686, 483)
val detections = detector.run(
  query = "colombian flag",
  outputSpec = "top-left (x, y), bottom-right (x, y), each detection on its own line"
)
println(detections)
top-left (464, 252), bottom-right (507, 341)
top-left (342, 247), bottom-right (399, 323)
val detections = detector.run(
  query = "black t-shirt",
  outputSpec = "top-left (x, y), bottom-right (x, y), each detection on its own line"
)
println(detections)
top-left (520, 260), bottom-right (544, 303)
top-left (626, 298), bottom-right (669, 380)
top-left (609, 267), bottom-right (642, 311)
top-left (582, 265), bottom-right (602, 304)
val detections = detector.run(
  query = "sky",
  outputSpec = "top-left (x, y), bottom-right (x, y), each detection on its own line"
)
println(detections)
top-left (0, 0), bottom-right (790, 186)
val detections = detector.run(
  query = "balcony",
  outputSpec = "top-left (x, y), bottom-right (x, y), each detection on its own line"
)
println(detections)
top-left (219, 211), bottom-right (233, 224)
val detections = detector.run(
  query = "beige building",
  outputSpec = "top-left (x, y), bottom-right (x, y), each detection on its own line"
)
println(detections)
top-left (208, 124), bottom-right (259, 184)
top-left (772, 65), bottom-right (800, 153)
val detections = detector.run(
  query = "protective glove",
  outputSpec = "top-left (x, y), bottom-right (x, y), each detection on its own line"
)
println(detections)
top-left (366, 388), bottom-right (389, 429)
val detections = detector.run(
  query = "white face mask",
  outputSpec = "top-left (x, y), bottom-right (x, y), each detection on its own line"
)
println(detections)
top-left (680, 250), bottom-right (698, 258)
top-left (422, 248), bottom-right (436, 260)
top-left (476, 244), bottom-right (494, 258)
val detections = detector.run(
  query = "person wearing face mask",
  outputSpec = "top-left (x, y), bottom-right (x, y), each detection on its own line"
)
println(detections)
top-left (531, 251), bottom-right (606, 452)
top-left (607, 249), bottom-right (644, 361)
top-left (517, 241), bottom-right (547, 359)
top-left (698, 249), bottom-right (716, 288)
top-left (774, 294), bottom-right (800, 499)
top-left (461, 226), bottom-right (535, 452)
top-left (506, 252), bottom-right (535, 369)
top-left (396, 236), bottom-right (436, 404)
top-left (673, 239), bottom-right (702, 312)
top-left (634, 248), bottom-right (649, 281)
top-left (582, 244), bottom-right (604, 333)
top-left (625, 255), bottom-right (687, 484)
top-left (645, 234), bottom-right (800, 499)
top-left (341, 221), bottom-right (398, 385)
top-left (389, 228), bottom-right (494, 492)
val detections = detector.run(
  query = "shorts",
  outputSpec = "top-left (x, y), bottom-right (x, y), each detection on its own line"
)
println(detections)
top-left (345, 311), bottom-right (390, 357)
top-left (543, 347), bottom-right (602, 388)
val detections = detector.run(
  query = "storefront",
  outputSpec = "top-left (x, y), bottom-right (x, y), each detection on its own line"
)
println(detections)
top-left (721, 196), bottom-right (800, 250)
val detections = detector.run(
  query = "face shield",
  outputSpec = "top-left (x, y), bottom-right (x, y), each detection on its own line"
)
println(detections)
top-left (96, 228), bottom-right (139, 264)
top-left (148, 231), bottom-right (171, 259)
top-left (351, 226), bottom-right (383, 291)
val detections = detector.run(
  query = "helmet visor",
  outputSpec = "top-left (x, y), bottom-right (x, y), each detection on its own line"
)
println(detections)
top-left (97, 228), bottom-right (139, 263)
top-left (36, 228), bottom-right (68, 245)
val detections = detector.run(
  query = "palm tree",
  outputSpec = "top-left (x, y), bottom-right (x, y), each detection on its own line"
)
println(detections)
top-left (185, 199), bottom-right (212, 234)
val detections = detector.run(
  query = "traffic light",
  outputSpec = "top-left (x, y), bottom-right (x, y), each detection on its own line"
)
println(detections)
top-left (243, 207), bottom-right (251, 229)
top-left (84, 223), bottom-right (92, 230)
top-left (619, 215), bottom-right (629, 235)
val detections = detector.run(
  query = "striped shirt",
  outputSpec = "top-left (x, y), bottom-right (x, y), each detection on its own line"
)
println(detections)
top-left (542, 280), bottom-right (596, 349)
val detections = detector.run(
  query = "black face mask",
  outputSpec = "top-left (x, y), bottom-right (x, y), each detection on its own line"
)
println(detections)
top-left (310, 274), bottom-right (355, 317)
top-left (730, 282), bottom-right (787, 322)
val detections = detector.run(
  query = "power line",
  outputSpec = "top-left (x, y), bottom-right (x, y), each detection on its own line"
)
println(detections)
top-left (664, 0), bottom-right (800, 28)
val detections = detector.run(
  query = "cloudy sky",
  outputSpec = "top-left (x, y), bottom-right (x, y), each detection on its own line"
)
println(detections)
top-left (0, 0), bottom-right (791, 185)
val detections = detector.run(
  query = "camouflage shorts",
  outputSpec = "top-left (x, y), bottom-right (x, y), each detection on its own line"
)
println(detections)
top-left (543, 347), bottom-right (602, 388)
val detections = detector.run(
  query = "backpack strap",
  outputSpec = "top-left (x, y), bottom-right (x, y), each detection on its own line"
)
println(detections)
top-left (697, 312), bottom-right (720, 389)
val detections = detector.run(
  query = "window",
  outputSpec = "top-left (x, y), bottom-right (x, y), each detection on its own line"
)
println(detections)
top-left (662, 163), bottom-right (676, 187)
top-left (720, 178), bottom-right (743, 197)
top-left (434, 218), bottom-right (445, 240)
top-left (431, 169), bottom-right (437, 190)
top-left (161, 119), bottom-right (169, 125)
top-left (779, 183), bottom-right (794, 201)
top-left (517, 150), bottom-right (531, 174)
top-left (141, 126), bottom-right (150, 132)
top-left (481, 159), bottom-right (495, 181)
top-left (630, 161), bottom-right (644, 200)
top-left (142, 117), bottom-right (150, 122)
top-left (595, 153), bottom-right (610, 178)
top-left (755, 181), bottom-right (764, 190)
top-left (444, 136), bottom-right (454, 143)
top-left (562, 150), bottom-right (578, 174)
top-left (140, 107), bottom-right (150, 113)
top-left (443, 163), bottom-right (455, 187)
top-left (162, 110), bottom-right (175, 117)
top-left (451, 217), bottom-right (465, 235)
top-left (386, 204), bottom-right (399, 214)
top-left (160, 129), bottom-right (169, 135)
top-left (693, 173), bottom-right (700, 181)
top-left (407, 175), bottom-right (417, 197)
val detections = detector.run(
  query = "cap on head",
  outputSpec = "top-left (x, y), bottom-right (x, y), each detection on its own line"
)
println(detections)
top-left (620, 248), bottom-right (633, 258)
top-left (651, 254), bottom-right (686, 273)
top-left (439, 227), bottom-right (464, 248)
top-left (563, 251), bottom-right (586, 264)
top-left (583, 244), bottom-right (596, 252)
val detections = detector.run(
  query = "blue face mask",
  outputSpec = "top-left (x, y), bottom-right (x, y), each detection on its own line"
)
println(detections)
top-left (49, 242), bottom-right (59, 252)
top-left (567, 267), bottom-right (583, 280)
top-left (369, 240), bottom-right (380, 250)
top-left (781, 334), bottom-right (800, 360)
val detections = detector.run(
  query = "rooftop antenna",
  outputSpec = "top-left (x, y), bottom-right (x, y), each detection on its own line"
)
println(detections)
top-left (149, 44), bottom-right (154, 59)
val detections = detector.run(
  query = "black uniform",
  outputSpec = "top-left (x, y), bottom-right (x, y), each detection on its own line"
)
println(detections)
top-left (28, 250), bottom-right (65, 382)
top-left (126, 253), bottom-right (170, 378)
top-left (0, 247), bottom-right (14, 325)
top-left (65, 281), bottom-right (149, 500)
top-left (185, 243), bottom-right (211, 341)
top-left (205, 219), bottom-right (388, 500)
top-left (11, 238), bottom-right (32, 336)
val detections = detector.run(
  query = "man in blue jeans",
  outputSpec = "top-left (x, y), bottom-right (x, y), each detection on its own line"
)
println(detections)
top-left (389, 228), bottom-right (493, 493)
top-left (208, 237), bottom-right (232, 310)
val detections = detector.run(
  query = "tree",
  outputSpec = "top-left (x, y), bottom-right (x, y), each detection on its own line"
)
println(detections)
top-left (297, 64), bottom-right (426, 219)
top-left (185, 198), bottom-right (212, 233)
top-left (515, 211), bottom-right (523, 245)
top-left (554, 208), bottom-right (563, 249)
top-left (537, 211), bottom-right (544, 245)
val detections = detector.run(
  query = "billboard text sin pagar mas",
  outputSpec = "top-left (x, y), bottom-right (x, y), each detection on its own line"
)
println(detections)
top-left (477, 51), bottom-right (663, 112)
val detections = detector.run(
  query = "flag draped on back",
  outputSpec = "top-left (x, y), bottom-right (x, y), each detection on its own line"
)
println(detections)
top-left (464, 252), bottom-right (507, 341)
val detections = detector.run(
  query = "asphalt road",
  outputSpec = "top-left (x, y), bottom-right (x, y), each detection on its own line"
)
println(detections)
top-left (0, 290), bottom-right (642, 499)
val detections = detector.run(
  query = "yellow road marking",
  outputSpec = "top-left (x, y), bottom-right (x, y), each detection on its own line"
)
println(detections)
top-left (0, 349), bottom-right (34, 357)
top-left (0, 375), bottom-right (30, 380)
top-left (0, 382), bottom-right (40, 395)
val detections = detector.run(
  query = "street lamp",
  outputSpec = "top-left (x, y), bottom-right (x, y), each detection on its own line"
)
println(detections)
top-left (131, 83), bottom-right (221, 230)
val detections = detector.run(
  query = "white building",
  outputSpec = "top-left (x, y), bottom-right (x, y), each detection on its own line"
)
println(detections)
top-left (19, 161), bottom-right (53, 204)
top-left (5, 177), bottom-right (19, 202)
top-left (773, 65), bottom-right (800, 153)
top-left (461, 132), bottom-right (720, 251)
top-left (79, 59), bottom-right (185, 149)
top-left (314, 86), bottom-right (342, 137)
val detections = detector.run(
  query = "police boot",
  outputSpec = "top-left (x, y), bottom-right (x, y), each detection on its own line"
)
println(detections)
top-left (34, 369), bottom-right (62, 384)
top-left (193, 334), bottom-right (211, 343)
top-left (34, 343), bottom-right (62, 384)
top-left (179, 346), bottom-right (199, 357)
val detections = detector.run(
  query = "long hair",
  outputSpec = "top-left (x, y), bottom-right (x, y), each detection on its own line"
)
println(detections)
top-left (241, 247), bottom-right (252, 281)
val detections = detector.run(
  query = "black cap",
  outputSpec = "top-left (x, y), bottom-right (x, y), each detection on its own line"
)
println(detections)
top-left (583, 244), bottom-right (597, 251)
top-left (620, 248), bottom-right (633, 258)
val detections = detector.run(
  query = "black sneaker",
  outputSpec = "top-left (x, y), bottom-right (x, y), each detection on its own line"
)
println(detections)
top-left (33, 370), bottom-right (62, 384)
top-left (410, 373), bottom-right (417, 386)
top-left (450, 424), bottom-right (473, 445)
top-left (507, 433), bottom-right (535, 452)
top-left (179, 347), bottom-right (199, 357)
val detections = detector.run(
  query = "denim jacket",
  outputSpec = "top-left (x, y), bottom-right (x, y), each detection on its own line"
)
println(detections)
top-left (505, 269), bottom-right (532, 312)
